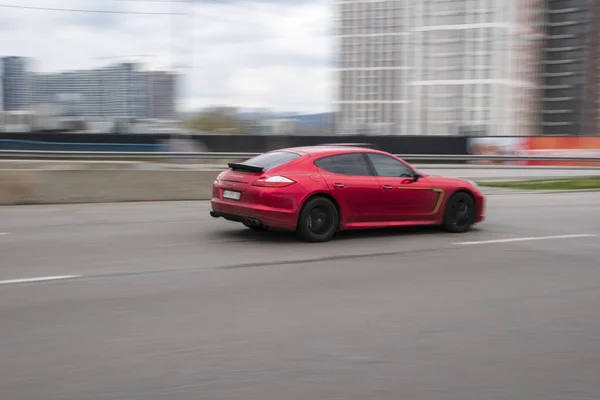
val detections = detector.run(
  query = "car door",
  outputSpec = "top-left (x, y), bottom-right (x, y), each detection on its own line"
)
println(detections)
top-left (315, 152), bottom-right (382, 224)
top-left (365, 153), bottom-right (441, 221)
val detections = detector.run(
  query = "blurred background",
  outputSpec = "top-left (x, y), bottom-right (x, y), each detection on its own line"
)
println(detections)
top-left (2, 4), bottom-right (600, 400)
top-left (0, 0), bottom-right (599, 157)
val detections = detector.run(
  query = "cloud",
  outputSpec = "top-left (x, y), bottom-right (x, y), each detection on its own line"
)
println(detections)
top-left (0, 0), bottom-right (333, 114)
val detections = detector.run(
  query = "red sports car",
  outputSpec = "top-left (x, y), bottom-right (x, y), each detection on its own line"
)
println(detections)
top-left (210, 144), bottom-right (485, 242)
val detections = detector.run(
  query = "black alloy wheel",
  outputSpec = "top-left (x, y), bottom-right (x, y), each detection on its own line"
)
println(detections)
top-left (443, 192), bottom-right (476, 233)
top-left (297, 196), bottom-right (339, 242)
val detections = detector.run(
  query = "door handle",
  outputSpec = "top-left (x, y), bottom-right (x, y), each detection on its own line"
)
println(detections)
top-left (333, 183), bottom-right (345, 188)
top-left (383, 185), bottom-right (394, 190)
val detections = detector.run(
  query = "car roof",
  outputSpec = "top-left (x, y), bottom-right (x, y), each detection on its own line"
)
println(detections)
top-left (278, 145), bottom-right (386, 157)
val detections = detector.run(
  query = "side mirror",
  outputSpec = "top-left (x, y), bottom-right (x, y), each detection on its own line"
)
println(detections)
top-left (412, 170), bottom-right (421, 181)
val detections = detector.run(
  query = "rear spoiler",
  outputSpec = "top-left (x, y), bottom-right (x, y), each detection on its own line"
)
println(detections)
top-left (227, 163), bottom-right (265, 173)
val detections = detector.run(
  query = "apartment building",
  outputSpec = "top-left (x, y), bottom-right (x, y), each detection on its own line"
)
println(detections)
top-left (334, 0), bottom-right (545, 136)
top-left (540, 0), bottom-right (600, 136)
top-left (33, 63), bottom-right (164, 119)
top-left (0, 58), bottom-right (177, 120)
top-left (1, 56), bottom-right (33, 111)
top-left (146, 71), bottom-right (177, 119)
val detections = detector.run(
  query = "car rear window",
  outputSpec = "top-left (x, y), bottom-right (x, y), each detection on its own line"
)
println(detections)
top-left (241, 151), bottom-right (301, 170)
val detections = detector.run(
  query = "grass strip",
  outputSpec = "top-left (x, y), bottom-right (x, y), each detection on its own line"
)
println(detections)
top-left (477, 177), bottom-right (600, 190)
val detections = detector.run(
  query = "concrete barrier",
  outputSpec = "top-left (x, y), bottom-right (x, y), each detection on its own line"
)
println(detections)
top-left (0, 171), bottom-right (39, 205)
top-left (1, 164), bottom-right (599, 206)
top-left (0, 169), bottom-right (220, 205)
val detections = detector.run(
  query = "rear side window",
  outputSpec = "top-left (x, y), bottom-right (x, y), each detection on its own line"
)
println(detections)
top-left (366, 153), bottom-right (414, 177)
top-left (242, 151), bottom-right (301, 170)
top-left (315, 153), bottom-right (372, 176)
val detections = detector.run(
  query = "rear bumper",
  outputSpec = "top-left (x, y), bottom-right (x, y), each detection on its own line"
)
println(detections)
top-left (210, 198), bottom-right (298, 230)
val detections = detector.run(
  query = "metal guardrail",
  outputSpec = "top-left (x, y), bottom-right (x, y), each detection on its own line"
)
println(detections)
top-left (0, 150), bottom-right (256, 160)
top-left (1, 150), bottom-right (600, 163)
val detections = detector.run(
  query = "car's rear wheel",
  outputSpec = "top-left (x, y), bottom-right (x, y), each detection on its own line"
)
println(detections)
top-left (443, 192), bottom-right (476, 233)
top-left (297, 196), bottom-right (339, 242)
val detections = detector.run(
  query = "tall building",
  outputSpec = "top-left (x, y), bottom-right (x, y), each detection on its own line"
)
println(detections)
top-left (31, 62), bottom-right (177, 120)
top-left (147, 71), bottom-right (177, 119)
top-left (540, 0), bottom-right (600, 136)
top-left (334, 0), bottom-right (545, 136)
top-left (34, 63), bottom-right (151, 119)
top-left (1, 56), bottom-right (33, 111)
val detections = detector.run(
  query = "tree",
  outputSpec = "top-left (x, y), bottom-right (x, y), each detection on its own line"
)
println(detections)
top-left (185, 106), bottom-right (245, 133)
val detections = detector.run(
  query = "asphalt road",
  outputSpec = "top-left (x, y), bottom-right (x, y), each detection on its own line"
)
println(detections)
top-left (1, 190), bottom-right (600, 400)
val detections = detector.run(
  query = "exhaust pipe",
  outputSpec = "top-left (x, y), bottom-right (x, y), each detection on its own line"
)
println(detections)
top-left (210, 211), bottom-right (220, 218)
top-left (246, 217), bottom-right (261, 226)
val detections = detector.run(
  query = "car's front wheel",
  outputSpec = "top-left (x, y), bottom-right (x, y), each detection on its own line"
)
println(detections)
top-left (297, 196), bottom-right (339, 242)
top-left (443, 192), bottom-right (476, 233)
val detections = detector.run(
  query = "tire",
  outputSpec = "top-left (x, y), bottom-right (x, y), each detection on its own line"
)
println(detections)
top-left (443, 192), bottom-right (476, 233)
top-left (296, 196), bottom-right (339, 243)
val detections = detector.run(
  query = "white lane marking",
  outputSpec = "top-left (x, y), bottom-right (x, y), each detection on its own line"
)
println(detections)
top-left (453, 234), bottom-right (598, 246)
top-left (0, 232), bottom-right (8, 236)
top-left (0, 275), bottom-right (81, 285)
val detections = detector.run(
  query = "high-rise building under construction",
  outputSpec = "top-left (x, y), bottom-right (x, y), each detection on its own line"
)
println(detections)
top-left (333, 0), bottom-right (549, 136)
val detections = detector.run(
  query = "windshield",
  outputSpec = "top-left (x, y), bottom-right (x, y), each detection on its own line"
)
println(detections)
top-left (242, 151), bottom-right (301, 170)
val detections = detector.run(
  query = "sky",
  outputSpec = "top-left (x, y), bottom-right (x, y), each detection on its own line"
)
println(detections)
top-left (0, 0), bottom-right (334, 114)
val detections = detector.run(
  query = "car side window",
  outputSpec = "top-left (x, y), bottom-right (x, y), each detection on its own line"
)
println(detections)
top-left (367, 153), bottom-right (414, 177)
top-left (315, 153), bottom-right (372, 176)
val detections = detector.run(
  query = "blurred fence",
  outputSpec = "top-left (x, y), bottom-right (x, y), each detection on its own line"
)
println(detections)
top-left (1, 133), bottom-right (600, 166)
top-left (0, 139), bottom-right (162, 152)
top-left (0, 133), bottom-right (467, 155)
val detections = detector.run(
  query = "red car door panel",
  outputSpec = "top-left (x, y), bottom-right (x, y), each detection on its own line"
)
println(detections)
top-left (376, 176), bottom-right (441, 221)
top-left (315, 153), bottom-right (381, 223)
top-left (321, 175), bottom-right (382, 223)
top-left (365, 153), bottom-right (441, 221)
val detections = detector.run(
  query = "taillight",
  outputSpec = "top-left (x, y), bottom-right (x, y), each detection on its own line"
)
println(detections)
top-left (213, 172), bottom-right (226, 186)
top-left (252, 175), bottom-right (296, 188)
